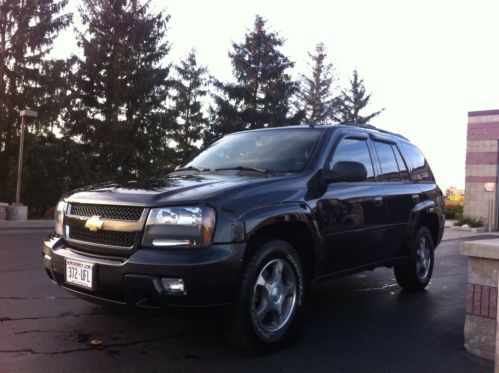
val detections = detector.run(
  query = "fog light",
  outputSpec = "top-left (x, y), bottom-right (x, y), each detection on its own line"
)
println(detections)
top-left (161, 278), bottom-right (185, 294)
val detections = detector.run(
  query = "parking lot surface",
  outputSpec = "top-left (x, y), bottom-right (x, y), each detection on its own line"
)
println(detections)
top-left (0, 230), bottom-right (493, 372)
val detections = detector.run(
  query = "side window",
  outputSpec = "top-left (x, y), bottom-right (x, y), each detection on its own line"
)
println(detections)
top-left (400, 143), bottom-right (435, 182)
top-left (329, 138), bottom-right (375, 181)
top-left (373, 141), bottom-right (400, 181)
top-left (393, 145), bottom-right (410, 181)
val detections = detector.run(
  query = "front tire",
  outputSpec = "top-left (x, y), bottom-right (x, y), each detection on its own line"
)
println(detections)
top-left (394, 226), bottom-right (434, 291)
top-left (225, 240), bottom-right (306, 350)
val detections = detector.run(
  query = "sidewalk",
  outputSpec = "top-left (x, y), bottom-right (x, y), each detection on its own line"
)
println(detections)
top-left (442, 227), bottom-right (499, 241)
top-left (0, 220), bottom-right (53, 231)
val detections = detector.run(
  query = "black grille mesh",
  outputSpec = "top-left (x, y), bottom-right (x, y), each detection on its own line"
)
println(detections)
top-left (69, 203), bottom-right (143, 221)
top-left (68, 226), bottom-right (137, 248)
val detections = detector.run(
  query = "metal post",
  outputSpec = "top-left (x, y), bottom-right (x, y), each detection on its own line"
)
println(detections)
top-left (495, 140), bottom-right (499, 231)
top-left (15, 110), bottom-right (37, 205)
top-left (489, 199), bottom-right (493, 233)
top-left (15, 115), bottom-right (25, 204)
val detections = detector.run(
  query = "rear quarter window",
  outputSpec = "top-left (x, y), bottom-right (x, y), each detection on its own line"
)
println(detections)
top-left (373, 141), bottom-right (401, 181)
top-left (400, 143), bottom-right (434, 182)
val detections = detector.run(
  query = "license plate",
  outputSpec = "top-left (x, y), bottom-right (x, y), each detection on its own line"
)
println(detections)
top-left (65, 259), bottom-right (94, 289)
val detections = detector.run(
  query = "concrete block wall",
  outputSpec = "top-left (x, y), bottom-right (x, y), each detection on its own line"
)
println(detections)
top-left (0, 202), bottom-right (7, 221)
top-left (5, 205), bottom-right (28, 221)
top-left (464, 110), bottom-right (499, 229)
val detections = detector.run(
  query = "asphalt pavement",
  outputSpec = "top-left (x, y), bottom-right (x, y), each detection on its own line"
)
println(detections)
top-left (0, 229), bottom-right (494, 372)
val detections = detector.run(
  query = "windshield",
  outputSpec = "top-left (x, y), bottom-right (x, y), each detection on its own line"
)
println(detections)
top-left (185, 128), bottom-right (323, 173)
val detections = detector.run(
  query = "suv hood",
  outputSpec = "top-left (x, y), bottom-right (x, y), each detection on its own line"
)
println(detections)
top-left (64, 173), bottom-right (281, 206)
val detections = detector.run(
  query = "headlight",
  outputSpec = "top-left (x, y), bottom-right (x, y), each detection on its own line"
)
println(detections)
top-left (142, 206), bottom-right (216, 248)
top-left (54, 200), bottom-right (66, 236)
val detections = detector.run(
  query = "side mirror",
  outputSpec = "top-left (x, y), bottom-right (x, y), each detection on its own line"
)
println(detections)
top-left (323, 161), bottom-right (367, 183)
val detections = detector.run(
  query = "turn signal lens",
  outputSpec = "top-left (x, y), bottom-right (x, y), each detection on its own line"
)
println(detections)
top-left (54, 200), bottom-right (66, 236)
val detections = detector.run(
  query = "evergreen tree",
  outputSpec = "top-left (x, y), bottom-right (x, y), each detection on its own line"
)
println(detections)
top-left (171, 49), bottom-right (208, 162)
top-left (0, 0), bottom-right (71, 206)
top-left (207, 15), bottom-right (298, 145)
top-left (334, 70), bottom-right (384, 124)
top-left (66, 0), bottom-right (173, 181)
top-left (297, 42), bottom-right (335, 124)
top-left (21, 57), bottom-right (77, 217)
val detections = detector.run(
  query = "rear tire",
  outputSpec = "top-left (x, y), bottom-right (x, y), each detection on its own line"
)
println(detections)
top-left (394, 226), bottom-right (434, 291)
top-left (224, 240), bottom-right (306, 351)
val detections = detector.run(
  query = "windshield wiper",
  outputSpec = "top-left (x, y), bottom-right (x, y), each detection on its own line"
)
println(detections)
top-left (214, 166), bottom-right (271, 174)
top-left (174, 166), bottom-right (211, 172)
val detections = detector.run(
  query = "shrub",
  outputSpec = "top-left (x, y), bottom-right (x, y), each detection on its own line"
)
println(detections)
top-left (445, 203), bottom-right (463, 220)
top-left (454, 216), bottom-right (484, 228)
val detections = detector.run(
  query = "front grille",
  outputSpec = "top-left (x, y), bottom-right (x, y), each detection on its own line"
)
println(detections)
top-left (69, 203), bottom-right (144, 221)
top-left (67, 226), bottom-right (137, 248)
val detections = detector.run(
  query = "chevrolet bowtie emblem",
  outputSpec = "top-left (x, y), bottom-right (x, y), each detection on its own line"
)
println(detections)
top-left (85, 216), bottom-right (104, 232)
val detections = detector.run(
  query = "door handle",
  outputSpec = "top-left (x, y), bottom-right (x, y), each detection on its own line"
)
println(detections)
top-left (373, 196), bottom-right (384, 207)
top-left (412, 194), bottom-right (420, 204)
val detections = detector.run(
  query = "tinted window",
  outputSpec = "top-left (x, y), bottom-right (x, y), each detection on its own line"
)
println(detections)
top-left (330, 138), bottom-right (375, 181)
top-left (393, 145), bottom-right (410, 181)
top-left (187, 129), bottom-right (323, 172)
top-left (400, 143), bottom-right (434, 182)
top-left (373, 141), bottom-right (400, 181)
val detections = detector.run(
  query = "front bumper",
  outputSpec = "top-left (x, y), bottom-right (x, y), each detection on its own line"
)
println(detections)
top-left (42, 236), bottom-right (246, 309)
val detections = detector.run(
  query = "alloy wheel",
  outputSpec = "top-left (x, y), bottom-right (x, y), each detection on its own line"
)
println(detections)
top-left (252, 258), bottom-right (297, 333)
top-left (415, 235), bottom-right (432, 280)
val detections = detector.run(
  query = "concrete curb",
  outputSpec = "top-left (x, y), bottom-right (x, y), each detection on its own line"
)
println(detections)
top-left (0, 220), bottom-right (54, 231)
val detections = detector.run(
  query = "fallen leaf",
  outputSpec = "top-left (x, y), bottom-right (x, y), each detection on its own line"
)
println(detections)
top-left (88, 338), bottom-right (104, 347)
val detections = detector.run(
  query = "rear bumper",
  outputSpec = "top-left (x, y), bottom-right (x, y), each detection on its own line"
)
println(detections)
top-left (42, 236), bottom-right (246, 309)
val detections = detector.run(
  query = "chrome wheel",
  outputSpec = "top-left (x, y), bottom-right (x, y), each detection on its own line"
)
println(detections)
top-left (415, 235), bottom-right (432, 280)
top-left (252, 258), bottom-right (297, 333)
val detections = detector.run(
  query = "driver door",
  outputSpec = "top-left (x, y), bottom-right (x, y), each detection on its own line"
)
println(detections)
top-left (316, 136), bottom-right (387, 275)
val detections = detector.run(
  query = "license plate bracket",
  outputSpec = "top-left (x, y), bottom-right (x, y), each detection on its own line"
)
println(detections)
top-left (65, 259), bottom-right (94, 289)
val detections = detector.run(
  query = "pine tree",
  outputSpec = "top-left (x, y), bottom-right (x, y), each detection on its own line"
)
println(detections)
top-left (66, 0), bottom-right (173, 181)
top-left (171, 49), bottom-right (208, 163)
top-left (21, 57), bottom-right (78, 217)
top-left (0, 0), bottom-right (71, 206)
top-left (207, 15), bottom-right (298, 145)
top-left (297, 43), bottom-right (335, 124)
top-left (334, 70), bottom-right (384, 124)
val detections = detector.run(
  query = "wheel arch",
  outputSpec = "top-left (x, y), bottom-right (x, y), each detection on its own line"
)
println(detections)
top-left (418, 213), bottom-right (441, 246)
top-left (241, 204), bottom-right (322, 280)
top-left (410, 201), bottom-right (443, 248)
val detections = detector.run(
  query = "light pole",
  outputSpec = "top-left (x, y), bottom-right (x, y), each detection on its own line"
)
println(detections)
top-left (15, 109), bottom-right (37, 205)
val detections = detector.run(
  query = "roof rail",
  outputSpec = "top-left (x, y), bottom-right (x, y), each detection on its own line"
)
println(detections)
top-left (337, 123), bottom-right (408, 141)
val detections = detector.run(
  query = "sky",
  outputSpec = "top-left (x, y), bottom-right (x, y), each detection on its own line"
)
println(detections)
top-left (52, 0), bottom-right (499, 190)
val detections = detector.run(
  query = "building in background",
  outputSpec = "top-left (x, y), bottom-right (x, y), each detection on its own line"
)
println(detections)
top-left (464, 109), bottom-right (499, 230)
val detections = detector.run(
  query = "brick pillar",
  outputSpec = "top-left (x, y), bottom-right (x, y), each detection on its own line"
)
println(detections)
top-left (460, 239), bottom-right (499, 361)
top-left (464, 110), bottom-right (499, 230)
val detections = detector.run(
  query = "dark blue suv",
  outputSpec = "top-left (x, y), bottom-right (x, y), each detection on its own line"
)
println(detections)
top-left (43, 124), bottom-right (445, 349)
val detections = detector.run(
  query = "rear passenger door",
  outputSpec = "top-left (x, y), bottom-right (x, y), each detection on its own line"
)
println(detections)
top-left (372, 140), bottom-right (420, 259)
